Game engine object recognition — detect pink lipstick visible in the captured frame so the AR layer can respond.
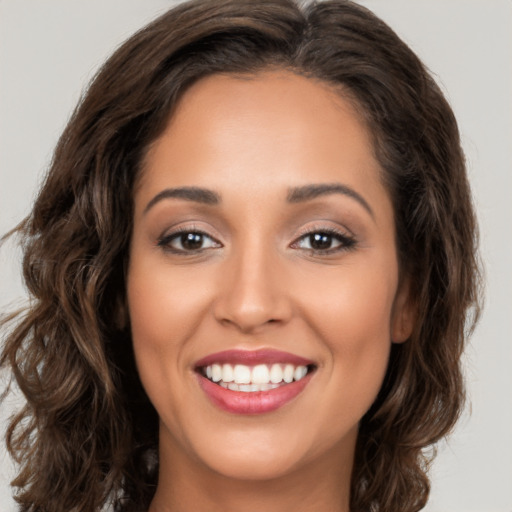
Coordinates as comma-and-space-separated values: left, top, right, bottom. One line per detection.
195, 349, 313, 368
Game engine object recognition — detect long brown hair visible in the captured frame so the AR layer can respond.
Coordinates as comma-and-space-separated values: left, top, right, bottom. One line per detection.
1, 1, 481, 511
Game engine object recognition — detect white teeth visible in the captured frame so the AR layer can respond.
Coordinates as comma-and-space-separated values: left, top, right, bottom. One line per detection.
251, 364, 270, 384
211, 364, 222, 382
233, 364, 251, 384
203, 362, 311, 389
222, 364, 234, 382
269, 364, 283, 383
294, 366, 307, 381
225, 382, 282, 392
283, 364, 294, 383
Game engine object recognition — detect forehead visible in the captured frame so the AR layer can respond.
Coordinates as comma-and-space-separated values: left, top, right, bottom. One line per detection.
137, 70, 390, 217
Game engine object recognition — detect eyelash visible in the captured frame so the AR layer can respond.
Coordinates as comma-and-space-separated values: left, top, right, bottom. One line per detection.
157, 227, 357, 255
290, 227, 357, 255
157, 227, 221, 254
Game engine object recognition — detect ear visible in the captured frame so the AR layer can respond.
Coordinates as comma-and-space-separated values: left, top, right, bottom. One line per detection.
391, 275, 416, 344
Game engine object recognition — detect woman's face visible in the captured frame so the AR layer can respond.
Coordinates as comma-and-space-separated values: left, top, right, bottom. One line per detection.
127, 71, 412, 482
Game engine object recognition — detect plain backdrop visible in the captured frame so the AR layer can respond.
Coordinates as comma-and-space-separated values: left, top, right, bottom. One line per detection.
1, 1, 511, 511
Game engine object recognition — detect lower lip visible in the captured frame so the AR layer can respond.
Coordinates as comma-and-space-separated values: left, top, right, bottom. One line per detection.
197, 373, 313, 415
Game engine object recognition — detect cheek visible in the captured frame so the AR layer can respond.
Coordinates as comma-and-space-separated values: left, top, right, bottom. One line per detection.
126, 251, 220, 419
301, 260, 397, 348
298, 259, 398, 404
126, 258, 208, 435
127, 255, 212, 347
126, 252, 183, 389
127, 266, 171, 404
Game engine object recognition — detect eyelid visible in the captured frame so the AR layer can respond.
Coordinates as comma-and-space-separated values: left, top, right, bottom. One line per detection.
157, 220, 223, 242
293, 221, 355, 239
290, 224, 357, 254
157, 224, 223, 254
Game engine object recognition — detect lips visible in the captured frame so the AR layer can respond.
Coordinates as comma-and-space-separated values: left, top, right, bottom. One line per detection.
195, 349, 313, 367
194, 349, 316, 414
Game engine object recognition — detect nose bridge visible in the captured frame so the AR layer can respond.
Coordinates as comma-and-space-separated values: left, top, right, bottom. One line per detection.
214, 235, 291, 332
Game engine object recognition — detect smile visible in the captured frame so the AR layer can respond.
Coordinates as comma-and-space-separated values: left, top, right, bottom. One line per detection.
201, 363, 310, 392
194, 349, 316, 414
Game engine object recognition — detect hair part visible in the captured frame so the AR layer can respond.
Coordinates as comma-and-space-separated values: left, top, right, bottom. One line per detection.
1, 1, 481, 511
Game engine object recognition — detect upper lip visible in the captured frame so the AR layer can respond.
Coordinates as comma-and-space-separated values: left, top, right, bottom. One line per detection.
194, 349, 315, 368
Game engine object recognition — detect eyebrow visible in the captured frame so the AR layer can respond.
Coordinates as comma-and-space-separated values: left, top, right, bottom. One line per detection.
143, 182, 374, 218
287, 183, 374, 218
143, 186, 221, 214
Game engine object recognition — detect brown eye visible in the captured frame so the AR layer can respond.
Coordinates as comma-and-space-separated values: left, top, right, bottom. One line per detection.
158, 231, 221, 253
309, 233, 335, 250
293, 230, 356, 254
181, 232, 204, 250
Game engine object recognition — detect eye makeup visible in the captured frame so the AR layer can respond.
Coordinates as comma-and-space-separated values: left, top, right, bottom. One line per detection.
156, 223, 357, 258
156, 225, 222, 254
290, 227, 357, 255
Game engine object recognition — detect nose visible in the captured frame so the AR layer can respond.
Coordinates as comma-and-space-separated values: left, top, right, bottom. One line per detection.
213, 244, 293, 334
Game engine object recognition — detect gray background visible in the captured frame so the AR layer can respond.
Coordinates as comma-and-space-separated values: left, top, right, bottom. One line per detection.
1, 1, 511, 510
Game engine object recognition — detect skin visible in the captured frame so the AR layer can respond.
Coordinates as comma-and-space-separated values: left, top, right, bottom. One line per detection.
127, 70, 414, 512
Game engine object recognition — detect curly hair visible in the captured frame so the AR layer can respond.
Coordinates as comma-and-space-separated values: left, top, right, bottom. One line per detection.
1, 1, 481, 511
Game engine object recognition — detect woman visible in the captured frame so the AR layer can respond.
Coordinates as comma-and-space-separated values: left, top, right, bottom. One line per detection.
0, 0, 481, 511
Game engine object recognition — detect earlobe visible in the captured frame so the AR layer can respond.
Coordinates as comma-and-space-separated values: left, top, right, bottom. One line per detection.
391, 276, 416, 344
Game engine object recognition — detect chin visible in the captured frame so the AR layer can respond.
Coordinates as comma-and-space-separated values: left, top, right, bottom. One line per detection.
196, 441, 309, 481
172, 413, 357, 483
